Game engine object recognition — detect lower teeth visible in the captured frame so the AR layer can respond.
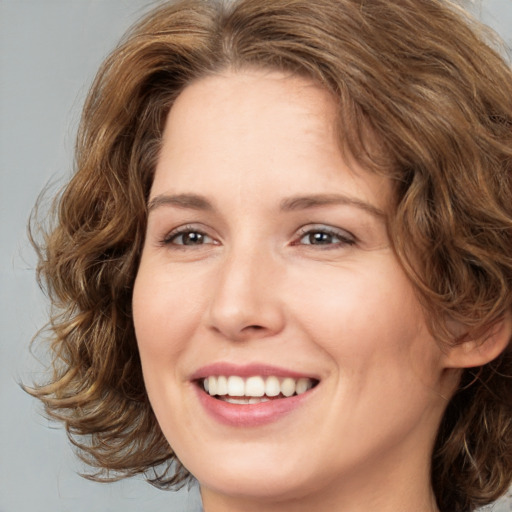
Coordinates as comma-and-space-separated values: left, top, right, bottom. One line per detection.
219, 396, 271, 404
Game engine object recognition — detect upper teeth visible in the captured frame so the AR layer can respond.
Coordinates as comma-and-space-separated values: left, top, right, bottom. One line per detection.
203, 375, 314, 398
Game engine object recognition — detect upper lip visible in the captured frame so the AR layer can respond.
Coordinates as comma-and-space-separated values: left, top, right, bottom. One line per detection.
189, 362, 319, 381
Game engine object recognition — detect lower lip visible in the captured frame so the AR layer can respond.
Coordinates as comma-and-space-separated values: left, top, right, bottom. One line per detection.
194, 385, 314, 427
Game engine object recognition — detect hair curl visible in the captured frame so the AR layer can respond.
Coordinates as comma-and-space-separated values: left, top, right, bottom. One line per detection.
29, 1, 512, 510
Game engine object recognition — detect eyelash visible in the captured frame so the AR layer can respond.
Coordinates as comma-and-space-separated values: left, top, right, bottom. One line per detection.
161, 225, 214, 247
161, 225, 356, 249
293, 225, 356, 249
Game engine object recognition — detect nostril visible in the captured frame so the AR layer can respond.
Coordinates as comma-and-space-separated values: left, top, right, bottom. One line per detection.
241, 325, 268, 334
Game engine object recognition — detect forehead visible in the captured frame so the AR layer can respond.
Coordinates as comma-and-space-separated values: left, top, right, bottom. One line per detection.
162, 69, 338, 161
152, 69, 391, 212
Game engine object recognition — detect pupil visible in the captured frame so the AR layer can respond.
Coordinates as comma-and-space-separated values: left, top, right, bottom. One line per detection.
184, 232, 203, 245
310, 232, 331, 244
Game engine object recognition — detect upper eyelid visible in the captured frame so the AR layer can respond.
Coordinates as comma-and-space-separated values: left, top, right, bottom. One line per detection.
158, 222, 355, 244
162, 224, 216, 244
295, 224, 356, 240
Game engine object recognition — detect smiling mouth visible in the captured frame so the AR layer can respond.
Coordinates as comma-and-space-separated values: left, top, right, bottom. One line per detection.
199, 375, 319, 404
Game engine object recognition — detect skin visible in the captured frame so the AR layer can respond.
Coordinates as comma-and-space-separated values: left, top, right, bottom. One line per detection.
132, 69, 463, 512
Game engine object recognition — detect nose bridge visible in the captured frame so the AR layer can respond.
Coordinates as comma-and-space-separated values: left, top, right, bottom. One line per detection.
207, 237, 284, 340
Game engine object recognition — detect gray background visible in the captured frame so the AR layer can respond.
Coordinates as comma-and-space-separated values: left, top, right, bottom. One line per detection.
1, 1, 511, 511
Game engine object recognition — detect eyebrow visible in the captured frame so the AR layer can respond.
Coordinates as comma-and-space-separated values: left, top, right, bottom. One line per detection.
280, 194, 385, 218
148, 193, 214, 212
147, 192, 385, 218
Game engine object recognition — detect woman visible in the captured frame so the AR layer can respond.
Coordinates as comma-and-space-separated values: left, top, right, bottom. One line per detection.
29, 0, 512, 511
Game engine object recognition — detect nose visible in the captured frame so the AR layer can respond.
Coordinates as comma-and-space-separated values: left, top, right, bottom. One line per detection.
206, 245, 286, 342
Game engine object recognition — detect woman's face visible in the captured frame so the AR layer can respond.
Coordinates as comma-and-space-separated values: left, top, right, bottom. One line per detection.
133, 69, 455, 510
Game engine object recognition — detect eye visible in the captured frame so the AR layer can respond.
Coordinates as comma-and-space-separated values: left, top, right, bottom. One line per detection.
163, 226, 216, 247
295, 225, 355, 248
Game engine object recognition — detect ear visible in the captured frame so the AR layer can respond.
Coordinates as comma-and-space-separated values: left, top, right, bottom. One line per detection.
442, 313, 512, 369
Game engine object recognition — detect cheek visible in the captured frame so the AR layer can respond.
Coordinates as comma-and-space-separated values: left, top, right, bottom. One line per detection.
132, 262, 205, 362
290, 262, 419, 346
131, 264, 202, 436
287, 260, 442, 386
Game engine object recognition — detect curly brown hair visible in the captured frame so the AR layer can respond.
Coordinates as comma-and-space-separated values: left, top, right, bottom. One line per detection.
28, 0, 512, 511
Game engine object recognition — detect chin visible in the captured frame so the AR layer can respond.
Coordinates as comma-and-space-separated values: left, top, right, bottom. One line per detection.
196, 463, 327, 505
175, 434, 338, 506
